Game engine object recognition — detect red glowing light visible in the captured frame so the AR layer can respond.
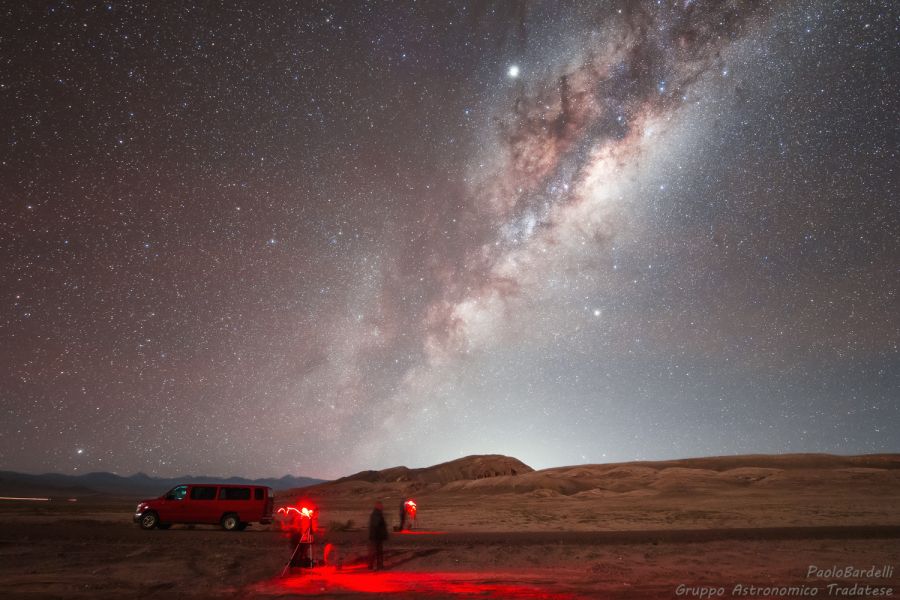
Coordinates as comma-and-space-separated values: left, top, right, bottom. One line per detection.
277, 506, 314, 518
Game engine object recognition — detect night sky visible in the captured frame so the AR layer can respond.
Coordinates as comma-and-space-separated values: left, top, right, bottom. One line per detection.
1, 1, 897, 480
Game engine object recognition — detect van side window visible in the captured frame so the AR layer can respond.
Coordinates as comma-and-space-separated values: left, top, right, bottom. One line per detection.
254, 488, 264, 500
190, 486, 218, 500
220, 487, 251, 500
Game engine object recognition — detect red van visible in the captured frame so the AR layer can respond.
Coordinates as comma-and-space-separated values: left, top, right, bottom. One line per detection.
134, 484, 274, 531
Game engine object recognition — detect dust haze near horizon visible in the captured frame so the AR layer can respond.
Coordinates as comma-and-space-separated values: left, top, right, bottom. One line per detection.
1, 1, 897, 480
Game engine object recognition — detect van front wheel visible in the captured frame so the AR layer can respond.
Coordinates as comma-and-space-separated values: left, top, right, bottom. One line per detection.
221, 514, 240, 531
139, 511, 159, 530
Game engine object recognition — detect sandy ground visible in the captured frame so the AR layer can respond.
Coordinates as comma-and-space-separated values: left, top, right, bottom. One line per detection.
2, 459, 899, 598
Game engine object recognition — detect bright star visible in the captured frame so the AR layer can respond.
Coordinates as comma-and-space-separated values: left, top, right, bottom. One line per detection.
507, 65, 520, 79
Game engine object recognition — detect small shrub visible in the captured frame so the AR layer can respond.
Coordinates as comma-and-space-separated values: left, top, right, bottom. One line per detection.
327, 519, 355, 532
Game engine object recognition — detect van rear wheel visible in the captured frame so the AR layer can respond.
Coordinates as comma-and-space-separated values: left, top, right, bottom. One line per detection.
139, 511, 159, 530
221, 514, 240, 531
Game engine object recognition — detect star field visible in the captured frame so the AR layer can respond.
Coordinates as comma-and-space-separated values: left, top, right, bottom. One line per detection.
1, 1, 897, 479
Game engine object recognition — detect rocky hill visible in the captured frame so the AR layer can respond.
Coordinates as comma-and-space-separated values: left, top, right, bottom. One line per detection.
333, 454, 533, 485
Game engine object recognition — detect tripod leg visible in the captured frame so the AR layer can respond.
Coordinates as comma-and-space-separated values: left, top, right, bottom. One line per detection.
281, 541, 302, 578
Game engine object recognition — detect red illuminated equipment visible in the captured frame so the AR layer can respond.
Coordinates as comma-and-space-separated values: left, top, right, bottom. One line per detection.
404, 499, 417, 529
278, 505, 318, 576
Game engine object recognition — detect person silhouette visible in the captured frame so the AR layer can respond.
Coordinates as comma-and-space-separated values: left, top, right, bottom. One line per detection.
398, 499, 407, 531
368, 501, 388, 570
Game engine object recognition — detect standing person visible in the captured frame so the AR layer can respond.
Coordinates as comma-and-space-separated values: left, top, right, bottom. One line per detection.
368, 501, 388, 570
398, 499, 407, 531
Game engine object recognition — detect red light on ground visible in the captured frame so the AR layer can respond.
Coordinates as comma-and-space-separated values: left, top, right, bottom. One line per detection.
259, 565, 575, 598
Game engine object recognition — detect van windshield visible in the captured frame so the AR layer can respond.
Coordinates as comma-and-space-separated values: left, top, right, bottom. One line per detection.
166, 485, 188, 501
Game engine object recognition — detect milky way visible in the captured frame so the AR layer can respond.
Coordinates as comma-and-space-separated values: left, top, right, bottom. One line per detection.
1, 1, 897, 479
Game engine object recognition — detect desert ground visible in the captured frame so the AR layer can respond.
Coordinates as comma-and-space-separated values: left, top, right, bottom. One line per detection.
2, 454, 899, 599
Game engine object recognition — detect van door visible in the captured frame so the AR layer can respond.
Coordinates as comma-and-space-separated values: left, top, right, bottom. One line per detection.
187, 485, 219, 523
158, 485, 188, 522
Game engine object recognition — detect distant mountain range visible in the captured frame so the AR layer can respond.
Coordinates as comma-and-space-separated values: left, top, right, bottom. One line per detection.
10, 452, 899, 502
0, 470, 325, 499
